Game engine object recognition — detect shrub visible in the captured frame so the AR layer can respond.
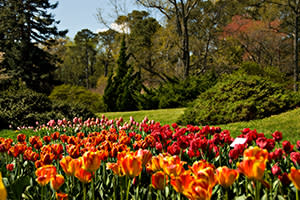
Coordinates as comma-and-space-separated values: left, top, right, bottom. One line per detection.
139, 71, 217, 109
49, 84, 105, 112
0, 87, 52, 129
177, 72, 300, 125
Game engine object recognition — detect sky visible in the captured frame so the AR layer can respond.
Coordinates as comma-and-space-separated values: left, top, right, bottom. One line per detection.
50, 0, 160, 38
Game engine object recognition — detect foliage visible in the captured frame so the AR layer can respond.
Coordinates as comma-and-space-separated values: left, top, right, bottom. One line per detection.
178, 72, 300, 125
0, 85, 98, 129
0, 87, 52, 129
49, 84, 105, 113
103, 36, 142, 111
0, 0, 66, 94
137, 71, 217, 109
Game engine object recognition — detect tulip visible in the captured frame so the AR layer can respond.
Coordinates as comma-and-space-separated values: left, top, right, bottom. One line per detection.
35, 165, 57, 186
81, 151, 102, 172
289, 167, 300, 190
74, 168, 92, 183
216, 166, 239, 188
151, 171, 168, 190
106, 162, 124, 176
50, 174, 65, 191
170, 170, 194, 193
0, 172, 7, 200
237, 158, 267, 181
60, 156, 77, 176
120, 153, 142, 178
56, 192, 68, 200
6, 163, 14, 171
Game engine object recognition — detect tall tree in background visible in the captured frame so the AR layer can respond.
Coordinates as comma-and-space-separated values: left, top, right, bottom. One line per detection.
0, 0, 66, 93
103, 36, 142, 111
74, 29, 98, 89
137, 0, 201, 79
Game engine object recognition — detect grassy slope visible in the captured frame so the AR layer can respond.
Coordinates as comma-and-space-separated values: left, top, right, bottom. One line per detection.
98, 108, 186, 125
1, 107, 299, 143
218, 107, 300, 143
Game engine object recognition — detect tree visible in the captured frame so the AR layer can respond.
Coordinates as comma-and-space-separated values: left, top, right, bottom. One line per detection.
222, 15, 292, 72
103, 36, 142, 111
74, 29, 98, 89
55, 29, 101, 88
137, 0, 201, 79
0, 0, 67, 93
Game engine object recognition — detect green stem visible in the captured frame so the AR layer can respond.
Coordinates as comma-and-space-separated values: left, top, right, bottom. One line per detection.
177, 192, 181, 200
296, 189, 299, 200
245, 178, 248, 195
126, 176, 131, 200
92, 178, 95, 200
82, 182, 86, 200
225, 188, 228, 200
135, 174, 141, 200
255, 180, 260, 200
120, 177, 123, 200
113, 176, 116, 200
147, 184, 152, 200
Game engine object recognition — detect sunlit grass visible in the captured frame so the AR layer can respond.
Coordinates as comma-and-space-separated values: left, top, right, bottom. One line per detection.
1, 107, 299, 144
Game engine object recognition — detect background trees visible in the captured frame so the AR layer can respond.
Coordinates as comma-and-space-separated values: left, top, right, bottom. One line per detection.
0, 0, 67, 93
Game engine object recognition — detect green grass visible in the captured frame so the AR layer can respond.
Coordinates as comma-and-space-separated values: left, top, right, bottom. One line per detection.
217, 108, 300, 143
98, 108, 186, 125
1, 107, 299, 144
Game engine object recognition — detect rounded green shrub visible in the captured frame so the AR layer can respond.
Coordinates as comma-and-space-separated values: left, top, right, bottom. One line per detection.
177, 72, 300, 125
0, 88, 52, 128
49, 84, 105, 112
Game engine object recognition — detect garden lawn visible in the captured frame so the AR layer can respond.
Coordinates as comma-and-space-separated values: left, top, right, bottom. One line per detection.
98, 107, 186, 125
0, 107, 299, 143
217, 107, 300, 144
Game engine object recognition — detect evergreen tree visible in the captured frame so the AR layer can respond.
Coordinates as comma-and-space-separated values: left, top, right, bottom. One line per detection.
0, 0, 67, 93
103, 36, 142, 111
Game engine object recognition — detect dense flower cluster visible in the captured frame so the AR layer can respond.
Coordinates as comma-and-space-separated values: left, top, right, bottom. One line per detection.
0, 117, 300, 200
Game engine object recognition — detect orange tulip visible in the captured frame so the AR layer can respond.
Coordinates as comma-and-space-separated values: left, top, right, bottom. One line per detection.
135, 149, 152, 166
170, 170, 194, 193
216, 166, 239, 188
243, 146, 268, 161
106, 162, 124, 176
146, 156, 162, 173
0, 172, 7, 200
56, 192, 68, 200
60, 156, 77, 176
35, 165, 57, 186
50, 174, 65, 191
74, 168, 92, 183
288, 167, 300, 190
160, 155, 186, 177
81, 151, 102, 172
189, 180, 213, 200
237, 158, 267, 181
189, 160, 217, 187
152, 171, 168, 190
120, 152, 142, 178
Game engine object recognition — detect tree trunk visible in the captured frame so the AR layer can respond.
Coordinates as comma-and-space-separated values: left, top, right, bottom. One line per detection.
183, 17, 190, 79
294, 14, 299, 92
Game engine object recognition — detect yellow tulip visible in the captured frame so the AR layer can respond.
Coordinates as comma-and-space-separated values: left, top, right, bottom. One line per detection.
0, 172, 7, 200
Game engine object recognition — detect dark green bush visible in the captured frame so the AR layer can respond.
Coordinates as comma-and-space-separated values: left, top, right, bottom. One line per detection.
177, 72, 300, 125
0, 86, 98, 129
49, 100, 96, 121
49, 84, 105, 112
0, 87, 52, 129
139, 71, 217, 109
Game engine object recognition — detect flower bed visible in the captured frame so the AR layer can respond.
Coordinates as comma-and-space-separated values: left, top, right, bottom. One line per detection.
0, 116, 300, 200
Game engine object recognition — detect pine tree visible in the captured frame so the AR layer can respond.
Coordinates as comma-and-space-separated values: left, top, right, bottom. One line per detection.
103, 36, 142, 111
0, 0, 67, 93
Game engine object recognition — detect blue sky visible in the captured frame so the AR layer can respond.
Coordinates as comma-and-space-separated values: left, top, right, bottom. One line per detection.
51, 0, 151, 38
